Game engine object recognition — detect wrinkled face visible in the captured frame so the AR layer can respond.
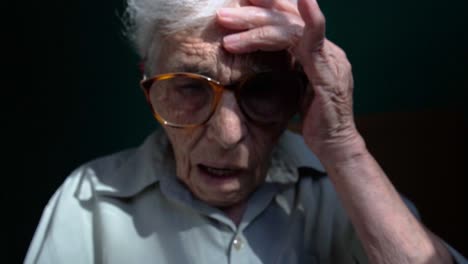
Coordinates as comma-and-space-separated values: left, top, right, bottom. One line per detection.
151, 24, 293, 208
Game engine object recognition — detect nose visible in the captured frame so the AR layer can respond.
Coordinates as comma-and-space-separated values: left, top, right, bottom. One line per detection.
206, 91, 247, 149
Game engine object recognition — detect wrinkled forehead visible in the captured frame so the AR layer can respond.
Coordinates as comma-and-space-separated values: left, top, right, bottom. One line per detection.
152, 23, 294, 84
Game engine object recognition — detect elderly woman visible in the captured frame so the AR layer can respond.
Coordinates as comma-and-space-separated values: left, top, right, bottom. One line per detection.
25, 0, 466, 263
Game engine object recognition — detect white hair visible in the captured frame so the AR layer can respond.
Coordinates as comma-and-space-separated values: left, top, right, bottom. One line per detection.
124, 0, 231, 66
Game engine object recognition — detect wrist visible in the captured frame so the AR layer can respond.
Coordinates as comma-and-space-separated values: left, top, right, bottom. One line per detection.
312, 131, 368, 169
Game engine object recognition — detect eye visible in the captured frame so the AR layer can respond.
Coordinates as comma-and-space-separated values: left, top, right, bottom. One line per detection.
173, 78, 208, 96
239, 72, 305, 124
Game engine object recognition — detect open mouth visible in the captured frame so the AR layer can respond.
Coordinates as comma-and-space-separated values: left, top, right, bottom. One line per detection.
198, 164, 242, 178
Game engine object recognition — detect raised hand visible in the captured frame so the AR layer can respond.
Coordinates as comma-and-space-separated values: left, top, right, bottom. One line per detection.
217, 0, 364, 164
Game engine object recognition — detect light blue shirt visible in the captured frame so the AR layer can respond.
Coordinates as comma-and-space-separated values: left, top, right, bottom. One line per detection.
25, 129, 467, 263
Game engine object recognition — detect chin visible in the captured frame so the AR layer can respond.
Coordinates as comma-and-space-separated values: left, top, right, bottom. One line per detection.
208, 198, 245, 208
198, 188, 246, 208
209, 191, 243, 205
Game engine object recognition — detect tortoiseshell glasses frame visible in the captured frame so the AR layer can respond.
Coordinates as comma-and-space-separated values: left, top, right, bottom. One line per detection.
140, 71, 308, 129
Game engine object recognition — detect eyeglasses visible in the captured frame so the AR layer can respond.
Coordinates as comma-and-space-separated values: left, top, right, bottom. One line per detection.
140, 71, 308, 128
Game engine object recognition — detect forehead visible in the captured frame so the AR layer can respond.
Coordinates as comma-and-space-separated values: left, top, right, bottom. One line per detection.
153, 24, 294, 84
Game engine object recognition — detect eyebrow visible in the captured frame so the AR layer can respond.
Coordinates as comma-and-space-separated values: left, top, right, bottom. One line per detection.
172, 65, 218, 80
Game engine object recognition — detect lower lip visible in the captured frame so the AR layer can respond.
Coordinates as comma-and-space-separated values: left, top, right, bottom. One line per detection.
197, 165, 242, 184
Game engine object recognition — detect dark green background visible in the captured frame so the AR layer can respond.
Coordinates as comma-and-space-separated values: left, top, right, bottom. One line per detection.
5, 0, 467, 262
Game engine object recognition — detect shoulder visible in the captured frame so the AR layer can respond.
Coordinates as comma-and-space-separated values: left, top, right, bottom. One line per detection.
24, 149, 138, 263
25, 130, 168, 263
68, 148, 138, 195
74, 129, 171, 199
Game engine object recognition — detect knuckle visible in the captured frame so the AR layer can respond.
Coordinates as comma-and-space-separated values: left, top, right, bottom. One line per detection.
331, 44, 346, 57
345, 60, 352, 72
253, 27, 270, 41
319, 14, 326, 26
291, 24, 304, 38
287, 25, 303, 47
250, 7, 269, 23
311, 12, 326, 29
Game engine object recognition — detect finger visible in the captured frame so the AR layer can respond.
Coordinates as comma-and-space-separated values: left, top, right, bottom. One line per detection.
217, 6, 303, 31
297, 0, 326, 52
248, 0, 299, 15
223, 25, 303, 53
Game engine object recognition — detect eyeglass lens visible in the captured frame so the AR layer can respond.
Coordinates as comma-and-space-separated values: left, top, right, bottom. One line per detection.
239, 72, 304, 124
147, 72, 305, 126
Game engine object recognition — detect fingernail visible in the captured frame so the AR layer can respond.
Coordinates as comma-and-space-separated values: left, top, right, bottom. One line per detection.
217, 8, 236, 18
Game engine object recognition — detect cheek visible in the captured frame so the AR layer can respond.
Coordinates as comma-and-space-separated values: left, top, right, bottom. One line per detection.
248, 125, 287, 177
164, 128, 205, 180
252, 124, 286, 151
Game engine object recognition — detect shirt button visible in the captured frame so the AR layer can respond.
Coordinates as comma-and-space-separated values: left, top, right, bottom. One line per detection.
232, 236, 243, 251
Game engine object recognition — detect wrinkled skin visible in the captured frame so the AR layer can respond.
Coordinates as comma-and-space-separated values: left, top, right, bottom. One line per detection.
147, 0, 455, 262
148, 0, 362, 221
150, 0, 361, 214
214, 1, 455, 262
152, 25, 296, 216
217, 0, 363, 163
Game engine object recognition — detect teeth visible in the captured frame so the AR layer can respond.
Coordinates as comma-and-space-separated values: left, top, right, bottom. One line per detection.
204, 166, 236, 176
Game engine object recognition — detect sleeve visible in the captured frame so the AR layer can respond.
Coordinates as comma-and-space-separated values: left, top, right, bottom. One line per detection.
323, 184, 467, 264
24, 186, 64, 263
445, 242, 468, 264
302, 176, 370, 264
401, 196, 468, 264
24, 170, 95, 264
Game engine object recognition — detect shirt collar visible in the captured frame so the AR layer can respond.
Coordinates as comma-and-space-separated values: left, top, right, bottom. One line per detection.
76, 129, 169, 199
266, 130, 325, 184
76, 129, 324, 200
